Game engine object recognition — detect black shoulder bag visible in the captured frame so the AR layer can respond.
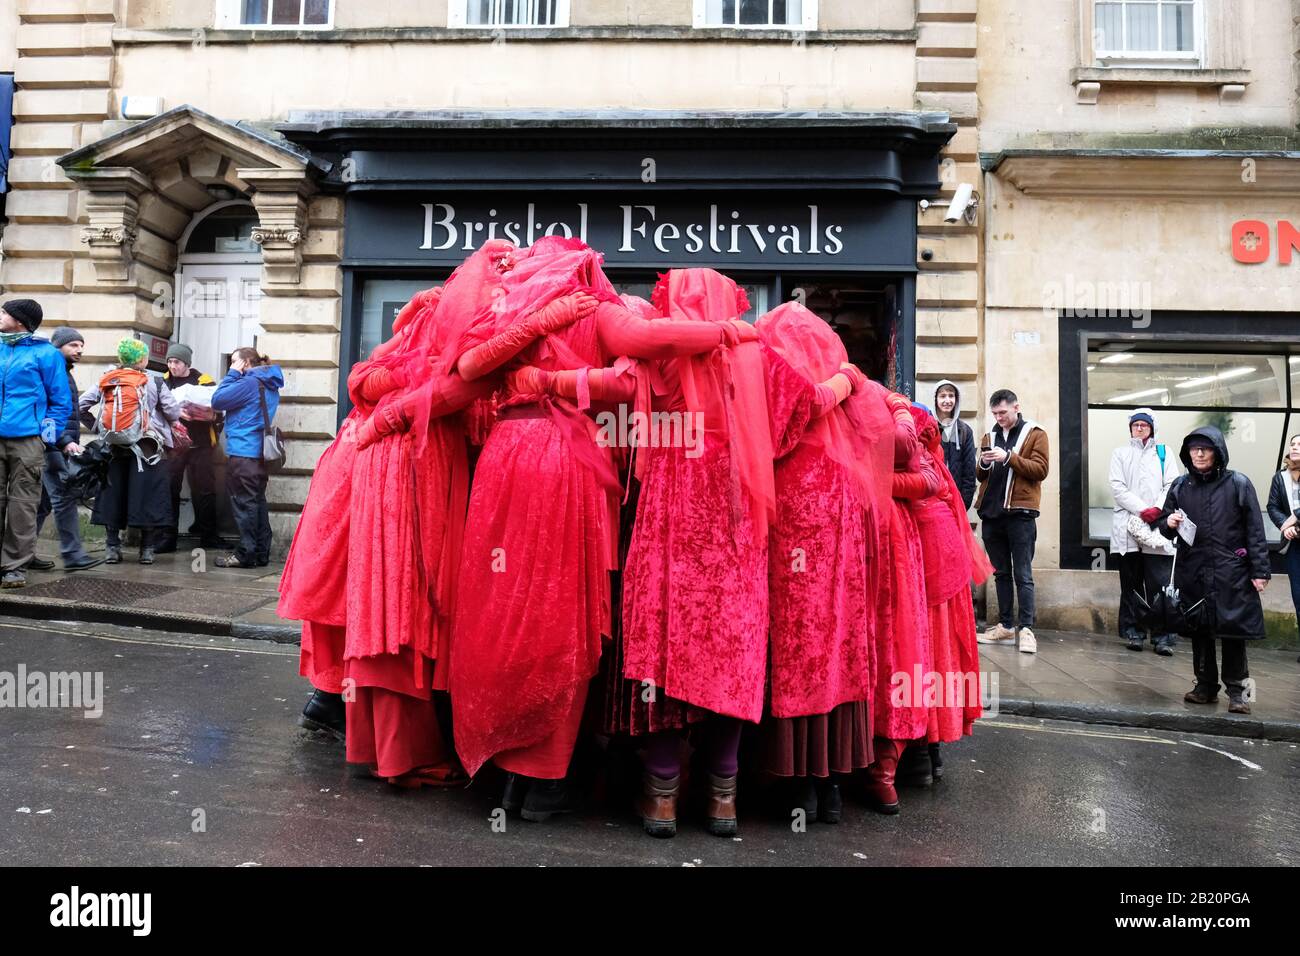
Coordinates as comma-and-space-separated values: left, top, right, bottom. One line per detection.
258, 381, 287, 474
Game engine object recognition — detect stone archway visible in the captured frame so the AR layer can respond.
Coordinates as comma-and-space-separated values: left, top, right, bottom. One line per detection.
55, 105, 344, 554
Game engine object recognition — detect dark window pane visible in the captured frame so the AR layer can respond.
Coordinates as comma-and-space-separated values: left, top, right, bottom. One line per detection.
739, 0, 768, 25
271, 0, 301, 25
303, 0, 329, 25
241, 0, 269, 24
184, 206, 259, 254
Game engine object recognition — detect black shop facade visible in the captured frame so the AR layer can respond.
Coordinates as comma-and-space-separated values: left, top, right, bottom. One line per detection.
278, 111, 957, 418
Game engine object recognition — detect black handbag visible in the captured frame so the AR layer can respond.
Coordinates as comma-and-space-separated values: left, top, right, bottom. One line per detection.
63, 440, 112, 504
258, 381, 287, 473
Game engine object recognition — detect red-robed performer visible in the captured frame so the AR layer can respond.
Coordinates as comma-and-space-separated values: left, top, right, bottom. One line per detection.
896, 404, 993, 786
588, 270, 853, 839
279, 286, 444, 741
447, 240, 743, 823
863, 390, 936, 815
753, 301, 894, 825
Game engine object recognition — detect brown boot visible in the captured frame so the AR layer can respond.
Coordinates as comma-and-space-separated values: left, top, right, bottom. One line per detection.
636, 772, 679, 839
705, 773, 738, 836
864, 738, 903, 815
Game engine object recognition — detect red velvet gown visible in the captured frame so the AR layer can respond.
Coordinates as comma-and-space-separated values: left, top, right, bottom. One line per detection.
753, 302, 894, 778
909, 410, 991, 743
872, 394, 935, 744
618, 276, 819, 726
281, 409, 361, 697
450, 295, 730, 780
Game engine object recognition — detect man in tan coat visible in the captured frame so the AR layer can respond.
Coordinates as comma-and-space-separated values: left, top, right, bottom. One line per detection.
974, 388, 1050, 654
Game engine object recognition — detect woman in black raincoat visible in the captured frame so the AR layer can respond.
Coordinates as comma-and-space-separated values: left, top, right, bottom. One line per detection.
1155, 426, 1269, 714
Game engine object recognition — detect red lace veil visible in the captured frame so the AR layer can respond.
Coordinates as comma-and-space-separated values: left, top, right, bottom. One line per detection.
755, 301, 894, 515
651, 267, 776, 536
911, 404, 994, 587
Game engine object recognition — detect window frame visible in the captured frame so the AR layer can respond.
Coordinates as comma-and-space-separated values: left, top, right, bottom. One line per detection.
1092, 0, 1204, 67
448, 0, 572, 29
215, 0, 336, 30
692, 0, 818, 31
1058, 314, 1300, 573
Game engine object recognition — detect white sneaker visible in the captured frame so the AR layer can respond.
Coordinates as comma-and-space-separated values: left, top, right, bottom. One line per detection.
977, 623, 1017, 645
1018, 627, 1038, 654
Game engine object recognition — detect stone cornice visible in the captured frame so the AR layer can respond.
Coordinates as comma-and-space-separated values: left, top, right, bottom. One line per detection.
987, 150, 1300, 198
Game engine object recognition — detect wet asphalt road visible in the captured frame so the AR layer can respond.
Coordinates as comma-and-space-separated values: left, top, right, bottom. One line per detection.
2, 618, 1298, 867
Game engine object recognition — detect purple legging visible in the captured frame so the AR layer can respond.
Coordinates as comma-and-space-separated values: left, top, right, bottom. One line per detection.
643, 716, 742, 779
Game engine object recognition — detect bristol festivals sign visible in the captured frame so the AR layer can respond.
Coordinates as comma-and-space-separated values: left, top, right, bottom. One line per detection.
344, 194, 914, 271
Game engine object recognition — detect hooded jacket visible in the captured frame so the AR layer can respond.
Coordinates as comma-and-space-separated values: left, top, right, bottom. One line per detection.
1108, 407, 1178, 555
0, 335, 74, 448
1155, 425, 1269, 639
933, 379, 976, 510
212, 364, 283, 459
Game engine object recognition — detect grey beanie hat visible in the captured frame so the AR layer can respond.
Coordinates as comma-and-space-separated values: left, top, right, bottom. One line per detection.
166, 342, 194, 366
50, 327, 85, 349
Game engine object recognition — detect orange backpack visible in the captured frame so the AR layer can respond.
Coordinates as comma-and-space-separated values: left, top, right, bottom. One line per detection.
98, 367, 151, 448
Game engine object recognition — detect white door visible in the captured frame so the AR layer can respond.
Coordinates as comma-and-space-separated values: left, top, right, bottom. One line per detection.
174, 263, 263, 378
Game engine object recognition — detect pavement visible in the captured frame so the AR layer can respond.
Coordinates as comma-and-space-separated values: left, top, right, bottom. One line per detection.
1, 618, 1297, 866
3, 547, 1300, 742
0, 547, 296, 643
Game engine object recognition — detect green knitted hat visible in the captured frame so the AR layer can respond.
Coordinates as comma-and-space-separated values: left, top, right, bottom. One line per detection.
117, 338, 148, 366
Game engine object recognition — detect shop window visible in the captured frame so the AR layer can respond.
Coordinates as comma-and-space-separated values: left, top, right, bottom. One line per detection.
693, 0, 817, 30
1093, 0, 1199, 63
218, 0, 333, 28
1085, 347, 1299, 543
449, 1, 570, 28
358, 277, 445, 362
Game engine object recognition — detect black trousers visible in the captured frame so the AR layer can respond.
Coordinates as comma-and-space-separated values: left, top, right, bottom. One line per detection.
981, 512, 1037, 628
226, 455, 271, 564
1191, 636, 1249, 697
164, 443, 218, 544
1117, 550, 1176, 642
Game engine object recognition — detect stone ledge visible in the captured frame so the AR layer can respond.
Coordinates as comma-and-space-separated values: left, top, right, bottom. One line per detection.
112, 25, 918, 45
1070, 66, 1252, 104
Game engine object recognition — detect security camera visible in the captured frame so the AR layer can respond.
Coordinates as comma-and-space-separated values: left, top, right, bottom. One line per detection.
944, 183, 977, 224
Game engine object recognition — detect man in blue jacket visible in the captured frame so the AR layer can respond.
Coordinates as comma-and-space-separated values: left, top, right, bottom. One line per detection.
0, 299, 75, 588
211, 348, 283, 568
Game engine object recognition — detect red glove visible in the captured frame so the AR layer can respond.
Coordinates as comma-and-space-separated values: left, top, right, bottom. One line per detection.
719, 319, 759, 347
529, 292, 599, 335
359, 366, 399, 403
505, 366, 552, 396
356, 402, 411, 449
1140, 507, 1162, 523
838, 362, 868, 393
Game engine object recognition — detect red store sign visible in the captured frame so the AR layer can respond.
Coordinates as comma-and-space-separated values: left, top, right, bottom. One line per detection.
1232, 219, 1300, 264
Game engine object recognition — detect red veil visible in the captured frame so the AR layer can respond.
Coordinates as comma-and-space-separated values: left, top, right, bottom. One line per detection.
755, 301, 894, 516
651, 267, 776, 535
910, 404, 994, 593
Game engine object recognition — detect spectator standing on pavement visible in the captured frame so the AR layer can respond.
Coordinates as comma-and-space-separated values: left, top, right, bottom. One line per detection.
160, 342, 222, 552
211, 347, 283, 569
1158, 426, 1269, 715
1266, 433, 1300, 664
1109, 408, 1179, 654
34, 327, 102, 572
934, 379, 977, 511
79, 338, 182, 565
974, 388, 1049, 654
0, 299, 75, 590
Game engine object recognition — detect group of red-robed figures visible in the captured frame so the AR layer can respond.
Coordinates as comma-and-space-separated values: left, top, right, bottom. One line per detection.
278, 237, 993, 838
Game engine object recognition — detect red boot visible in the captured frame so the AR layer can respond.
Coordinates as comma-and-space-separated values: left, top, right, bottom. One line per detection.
864, 738, 903, 815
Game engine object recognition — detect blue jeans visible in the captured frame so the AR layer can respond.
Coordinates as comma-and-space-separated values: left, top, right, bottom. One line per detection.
981, 512, 1037, 629
36, 449, 90, 564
